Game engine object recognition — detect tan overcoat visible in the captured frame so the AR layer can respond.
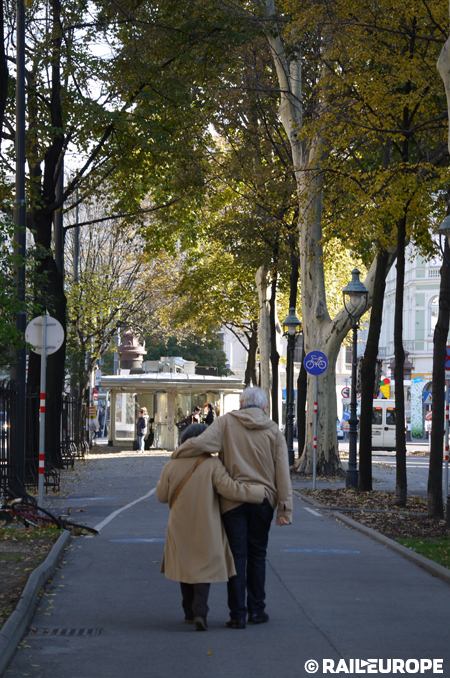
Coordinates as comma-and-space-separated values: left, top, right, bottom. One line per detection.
175, 407, 293, 522
156, 454, 264, 584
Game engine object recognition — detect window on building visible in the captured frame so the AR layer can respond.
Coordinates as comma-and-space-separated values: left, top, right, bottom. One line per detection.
429, 296, 439, 335
345, 345, 353, 369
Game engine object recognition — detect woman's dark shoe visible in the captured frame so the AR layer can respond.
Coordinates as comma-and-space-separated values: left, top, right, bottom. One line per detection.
194, 616, 208, 631
184, 617, 195, 624
248, 612, 269, 624
226, 618, 246, 629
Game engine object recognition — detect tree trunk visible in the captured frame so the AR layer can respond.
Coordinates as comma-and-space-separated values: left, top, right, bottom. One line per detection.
428, 235, 450, 518
287, 224, 300, 452
358, 248, 390, 491
297, 343, 307, 459
263, 6, 397, 473
269, 263, 280, 424
394, 216, 407, 506
438, 37, 450, 155
244, 322, 259, 387
256, 266, 271, 415
0, 0, 8, 149
27, 253, 66, 468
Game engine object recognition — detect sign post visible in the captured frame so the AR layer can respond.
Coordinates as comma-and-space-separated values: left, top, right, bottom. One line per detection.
304, 351, 329, 489
25, 315, 64, 506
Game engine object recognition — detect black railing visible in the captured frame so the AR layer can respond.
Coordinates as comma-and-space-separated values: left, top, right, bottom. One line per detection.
0, 380, 19, 493
61, 395, 88, 466
2, 387, 89, 494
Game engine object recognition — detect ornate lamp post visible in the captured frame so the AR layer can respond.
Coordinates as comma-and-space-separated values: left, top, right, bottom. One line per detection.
282, 307, 302, 466
343, 270, 369, 488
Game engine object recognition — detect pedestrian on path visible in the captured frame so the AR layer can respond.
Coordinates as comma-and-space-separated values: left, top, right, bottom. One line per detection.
136, 408, 148, 452
204, 402, 216, 426
175, 386, 292, 629
156, 423, 265, 632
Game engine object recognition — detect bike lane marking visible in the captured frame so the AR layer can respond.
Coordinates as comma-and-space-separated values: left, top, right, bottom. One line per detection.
94, 487, 157, 532
303, 507, 322, 517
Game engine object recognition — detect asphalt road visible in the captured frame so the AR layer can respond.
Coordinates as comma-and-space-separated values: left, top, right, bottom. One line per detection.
3, 446, 450, 678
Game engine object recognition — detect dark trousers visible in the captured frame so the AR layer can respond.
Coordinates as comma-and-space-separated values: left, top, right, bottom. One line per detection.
221, 498, 274, 621
180, 582, 210, 620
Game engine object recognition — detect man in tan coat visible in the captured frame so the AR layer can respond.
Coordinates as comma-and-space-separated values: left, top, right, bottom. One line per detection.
175, 386, 292, 629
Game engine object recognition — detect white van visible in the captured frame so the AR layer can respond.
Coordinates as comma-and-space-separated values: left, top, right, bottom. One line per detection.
371, 399, 396, 451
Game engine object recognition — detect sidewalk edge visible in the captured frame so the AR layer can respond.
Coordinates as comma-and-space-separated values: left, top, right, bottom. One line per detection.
0, 529, 71, 676
334, 512, 450, 585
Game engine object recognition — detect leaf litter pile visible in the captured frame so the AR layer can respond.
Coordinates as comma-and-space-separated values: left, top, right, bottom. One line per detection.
299, 488, 449, 540
0, 526, 59, 629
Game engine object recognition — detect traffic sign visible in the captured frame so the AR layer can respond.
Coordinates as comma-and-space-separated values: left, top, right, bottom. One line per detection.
304, 351, 328, 376
25, 316, 64, 355
341, 387, 350, 399
341, 412, 350, 421
446, 346, 450, 371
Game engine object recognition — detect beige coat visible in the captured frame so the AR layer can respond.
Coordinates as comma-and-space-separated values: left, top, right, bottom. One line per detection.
175, 407, 293, 522
156, 454, 265, 584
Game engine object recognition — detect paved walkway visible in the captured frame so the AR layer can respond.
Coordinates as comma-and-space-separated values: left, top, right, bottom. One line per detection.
3, 448, 450, 678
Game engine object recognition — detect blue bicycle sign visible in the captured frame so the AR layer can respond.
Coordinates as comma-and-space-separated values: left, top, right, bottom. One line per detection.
304, 351, 329, 375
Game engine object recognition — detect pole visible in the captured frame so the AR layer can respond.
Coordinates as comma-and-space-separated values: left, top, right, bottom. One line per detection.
346, 319, 359, 488
445, 379, 450, 528
313, 376, 318, 489
11, 0, 27, 487
286, 333, 295, 466
70, 195, 79, 399
38, 315, 48, 507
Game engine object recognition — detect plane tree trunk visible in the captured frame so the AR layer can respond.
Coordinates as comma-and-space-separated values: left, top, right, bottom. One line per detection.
428, 234, 450, 518
358, 248, 390, 491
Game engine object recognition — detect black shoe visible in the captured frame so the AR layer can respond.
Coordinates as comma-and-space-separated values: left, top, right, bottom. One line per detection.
248, 612, 269, 624
184, 617, 195, 625
194, 616, 207, 631
226, 618, 246, 629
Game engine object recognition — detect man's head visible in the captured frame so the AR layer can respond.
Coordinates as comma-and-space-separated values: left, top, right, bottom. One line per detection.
239, 387, 267, 411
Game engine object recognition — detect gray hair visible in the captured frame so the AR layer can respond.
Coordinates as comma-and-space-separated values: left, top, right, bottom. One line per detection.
240, 386, 267, 410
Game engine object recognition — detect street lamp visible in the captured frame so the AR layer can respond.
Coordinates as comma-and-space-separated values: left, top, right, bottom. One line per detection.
437, 216, 450, 267
282, 307, 302, 466
343, 269, 369, 488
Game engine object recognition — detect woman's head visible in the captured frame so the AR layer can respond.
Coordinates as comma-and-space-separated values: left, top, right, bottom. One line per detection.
180, 423, 207, 443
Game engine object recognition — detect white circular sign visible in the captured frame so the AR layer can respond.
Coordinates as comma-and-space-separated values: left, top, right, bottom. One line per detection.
25, 316, 65, 355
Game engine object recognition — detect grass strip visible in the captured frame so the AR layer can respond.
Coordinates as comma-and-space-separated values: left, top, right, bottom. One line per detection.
396, 535, 450, 570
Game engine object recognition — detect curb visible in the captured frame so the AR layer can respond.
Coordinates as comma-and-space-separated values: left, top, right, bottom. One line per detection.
0, 529, 71, 676
295, 491, 450, 586
334, 512, 450, 585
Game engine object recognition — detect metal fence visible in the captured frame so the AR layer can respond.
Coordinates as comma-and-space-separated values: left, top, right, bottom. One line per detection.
0, 380, 19, 493
61, 395, 88, 467
1, 385, 89, 495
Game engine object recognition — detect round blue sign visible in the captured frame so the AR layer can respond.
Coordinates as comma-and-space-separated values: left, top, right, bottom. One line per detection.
304, 350, 328, 375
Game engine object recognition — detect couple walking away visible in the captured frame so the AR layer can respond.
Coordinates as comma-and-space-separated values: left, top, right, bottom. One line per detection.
156, 386, 292, 631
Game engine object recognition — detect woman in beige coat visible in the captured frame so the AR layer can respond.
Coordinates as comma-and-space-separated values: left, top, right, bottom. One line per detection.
156, 424, 265, 631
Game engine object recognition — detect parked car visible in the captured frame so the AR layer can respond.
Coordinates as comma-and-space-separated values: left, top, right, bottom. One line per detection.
337, 419, 345, 440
